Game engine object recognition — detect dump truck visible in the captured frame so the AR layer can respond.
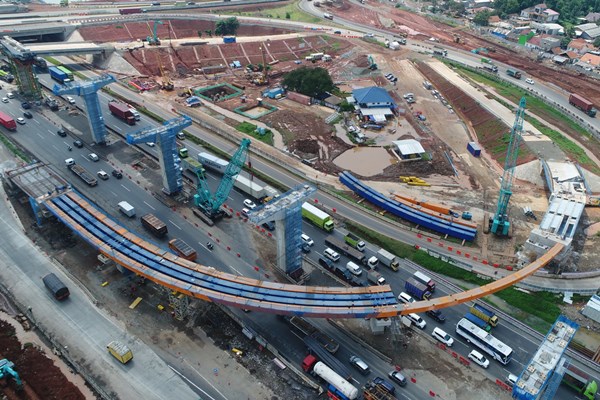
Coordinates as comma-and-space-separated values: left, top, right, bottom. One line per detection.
48, 66, 70, 83
168, 238, 197, 261
569, 93, 597, 117
562, 363, 598, 400
0, 111, 17, 131
367, 270, 386, 286
181, 157, 206, 176
506, 68, 522, 79
404, 277, 431, 300
469, 303, 499, 327
376, 249, 399, 271
344, 232, 366, 251
325, 236, 365, 264
42, 273, 70, 301
107, 341, 133, 364
108, 100, 136, 125
302, 355, 358, 400
235, 175, 266, 199
69, 163, 98, 187
302, 202, 334, 232
482, 63, 498, 73
140, 213, 168, 238
464, 312, 492, 332
285, 316, 339, 354
45, 96, 59, 110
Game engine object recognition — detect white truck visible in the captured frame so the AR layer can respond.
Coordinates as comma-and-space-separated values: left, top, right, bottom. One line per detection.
367, 270, 386, 285
118, 201, 136, 217
198, 152, 229, 174
235, 175, 266, 199
323, 13, 333, 20
376, 249, 399, 271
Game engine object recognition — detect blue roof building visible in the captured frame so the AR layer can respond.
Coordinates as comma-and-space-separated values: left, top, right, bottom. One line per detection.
351, 87, 396, 123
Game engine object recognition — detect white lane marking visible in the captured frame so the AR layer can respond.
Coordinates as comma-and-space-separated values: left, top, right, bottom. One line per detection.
169, 220, 182, 230
143, 201, 155, 210
168, 364, 221, 400
120, 184, 131, 192
228, 265, 243, 276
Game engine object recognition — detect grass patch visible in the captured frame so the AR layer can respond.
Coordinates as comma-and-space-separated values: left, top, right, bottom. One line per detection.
346, 220, 561, 328
224, 1, 321, 23
235, 121, 274, 145
0, 133, 29, 161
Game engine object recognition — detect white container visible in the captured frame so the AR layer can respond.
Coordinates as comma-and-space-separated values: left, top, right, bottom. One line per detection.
118, 201, 136, 218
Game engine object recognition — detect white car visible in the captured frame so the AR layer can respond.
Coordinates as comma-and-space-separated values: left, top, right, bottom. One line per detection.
146, 142, 155, 147
16, 117, 26, 125
301, 233, 314, 246
243, 199, 257, 209
241, 208, 250, 218
66, 96, 76, 105
525, 78, 534, 85
6, 92, 14, 99
1, 97, 8, 103
406, 313, 426, 329
89, 153, 99, 161
468, 350, 490, 369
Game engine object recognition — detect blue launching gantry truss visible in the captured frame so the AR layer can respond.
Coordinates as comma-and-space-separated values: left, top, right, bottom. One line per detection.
126, 115, 192, 195
52, 74, 116, 145
248, 184, 316, 277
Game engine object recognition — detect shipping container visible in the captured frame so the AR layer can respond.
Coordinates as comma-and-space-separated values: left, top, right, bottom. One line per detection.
467, 142, 481, 157
140, 213, 168, 238
168, 238, 197, 261
42, 273, 70, 300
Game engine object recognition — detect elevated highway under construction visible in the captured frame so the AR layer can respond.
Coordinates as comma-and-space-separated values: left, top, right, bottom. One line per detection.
43, 189, 563, 319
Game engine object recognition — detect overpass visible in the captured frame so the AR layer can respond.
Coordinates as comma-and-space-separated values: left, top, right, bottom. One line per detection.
43, 189, 562, 319
27, 42, 114, 57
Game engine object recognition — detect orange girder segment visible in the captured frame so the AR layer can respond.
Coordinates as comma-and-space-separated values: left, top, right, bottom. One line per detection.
373, 242, 565, 318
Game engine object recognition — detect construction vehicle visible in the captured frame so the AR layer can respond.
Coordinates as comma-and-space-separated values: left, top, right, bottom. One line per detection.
284, 316, 340, 353
107, 341, 133, 364
562, 362, 598, 400
45, 96, 60, 110
168, 238, 197, 261
506, 68, 522, 79
140, 213, 168, 238
153, 51, 174, 91
367, 55, 378, 70
363, 380, 396, 400
471, 47, 488, 54
569, 93, 597, 117
146, 20, 163, 45
181, 157, 206, 176
489, 97, 525, 236
344, 233, 365, 251
469, 303, 499, 326
0, 359, 22, 387
68, 163, 98, 187
302, 202, 334, 232
193, 138, 251, 222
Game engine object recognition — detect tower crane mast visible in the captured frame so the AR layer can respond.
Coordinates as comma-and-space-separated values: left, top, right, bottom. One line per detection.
490, 97, 526, 236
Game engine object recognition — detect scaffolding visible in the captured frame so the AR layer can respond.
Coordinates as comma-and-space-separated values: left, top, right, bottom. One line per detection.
0, 37, 43, 100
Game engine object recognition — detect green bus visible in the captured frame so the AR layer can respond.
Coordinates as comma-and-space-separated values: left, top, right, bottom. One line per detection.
57, 66, 74, 81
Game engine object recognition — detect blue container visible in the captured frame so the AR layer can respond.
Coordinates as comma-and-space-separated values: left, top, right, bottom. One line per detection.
223, 36, 236, 43
467, 142, 481, 157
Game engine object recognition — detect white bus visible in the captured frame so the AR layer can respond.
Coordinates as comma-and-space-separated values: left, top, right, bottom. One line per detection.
456, 318, 513, 365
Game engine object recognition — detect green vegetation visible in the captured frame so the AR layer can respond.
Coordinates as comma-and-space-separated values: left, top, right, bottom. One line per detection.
235, 121, 274, 145
347, 220, 561, 331
493, 0, 598, 24
215, 17, 240, 36
283, 67, 334, 97
0, 134, 29, 162
224, 1, 320, 23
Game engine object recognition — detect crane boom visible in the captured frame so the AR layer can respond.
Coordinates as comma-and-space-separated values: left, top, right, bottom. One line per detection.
194, 139, 251, 218
490, 97, 526, 236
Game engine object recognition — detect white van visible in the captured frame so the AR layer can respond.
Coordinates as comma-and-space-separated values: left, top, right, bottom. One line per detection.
118, 201, 136, 218
301, 233, 314, 246
397, 292, 415, 304
432, 327, 454, 346
468, 350, 489, 369
346, 261, 363, 276
407, 313, 426, 329
323, 248, 340, 262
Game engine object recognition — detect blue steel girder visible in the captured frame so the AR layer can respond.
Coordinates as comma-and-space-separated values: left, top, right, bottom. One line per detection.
126, 115, 192, 194
52, 74, 116, 144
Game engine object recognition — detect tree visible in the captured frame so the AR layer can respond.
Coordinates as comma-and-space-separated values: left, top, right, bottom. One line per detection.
473, 10, 492, 26
594, 37, 600, 48
197, 30, 203, 38
215, 17, 240, 36
204, 30, 212, 37
282, 67, 334, 97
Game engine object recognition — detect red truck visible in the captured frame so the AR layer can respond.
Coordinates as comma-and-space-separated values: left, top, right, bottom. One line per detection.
569, 93, 597, 117
0, 111, 16, 131
108, 100, 136, 125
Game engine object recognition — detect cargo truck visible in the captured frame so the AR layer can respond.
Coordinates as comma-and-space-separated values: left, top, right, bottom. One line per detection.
69, 163, 98, 187
302, 202, 334, 232
469, 303, 498, 326
376, 249, 399, 271
562, 363, 598, 400
45, 96, 59, 110
568, 93, 597, 117
404, 277, 431, 300
119, 7, 143, 14
168, 238, 197, 261
108, 100, 136, 125
48, 66, 70, 84
0, 111, 17, 131
284, 316, 339, 354
506, 68, 522, 79
42, 273, 70, 301
433, 46, 448, 56
344, 233, 366, 251
235, 175, 266, 199
107, 341, 133, 364
325, 236, 365, 264
198, 152, 229, 174
302, 355, 358, 400
464, 312, 491, 332
482, 63, 498, 73
140, 213, 168, 238
181, 157, 206, 176
323, 13, 333, 20
367, 270, 386, 286
412, 271, 435, 292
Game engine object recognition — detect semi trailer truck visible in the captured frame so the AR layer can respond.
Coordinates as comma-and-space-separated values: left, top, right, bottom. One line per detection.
469, 303, 499, 326
302, 202, 334, 232
569, 93, 597, 117
108, 100, 136, 125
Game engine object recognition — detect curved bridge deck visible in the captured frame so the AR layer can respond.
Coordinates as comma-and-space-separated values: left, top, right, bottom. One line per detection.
44, 191, 562, 319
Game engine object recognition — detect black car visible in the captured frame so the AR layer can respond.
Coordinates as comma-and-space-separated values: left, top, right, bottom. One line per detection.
262, 221, 275, 231
23, 111, 33, 119
57, 129, 67, 137
73, 140, 83, 148
300, 243, 311, 254
426, 309, 446, 323
21, 102, 31, 110
112, 169, 123, 179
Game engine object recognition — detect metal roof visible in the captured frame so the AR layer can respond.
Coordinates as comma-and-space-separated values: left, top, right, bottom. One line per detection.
352, 87, 396, 106
358, 107, 394, 117
393, 139, 425, 155
538, 195, 585, 239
